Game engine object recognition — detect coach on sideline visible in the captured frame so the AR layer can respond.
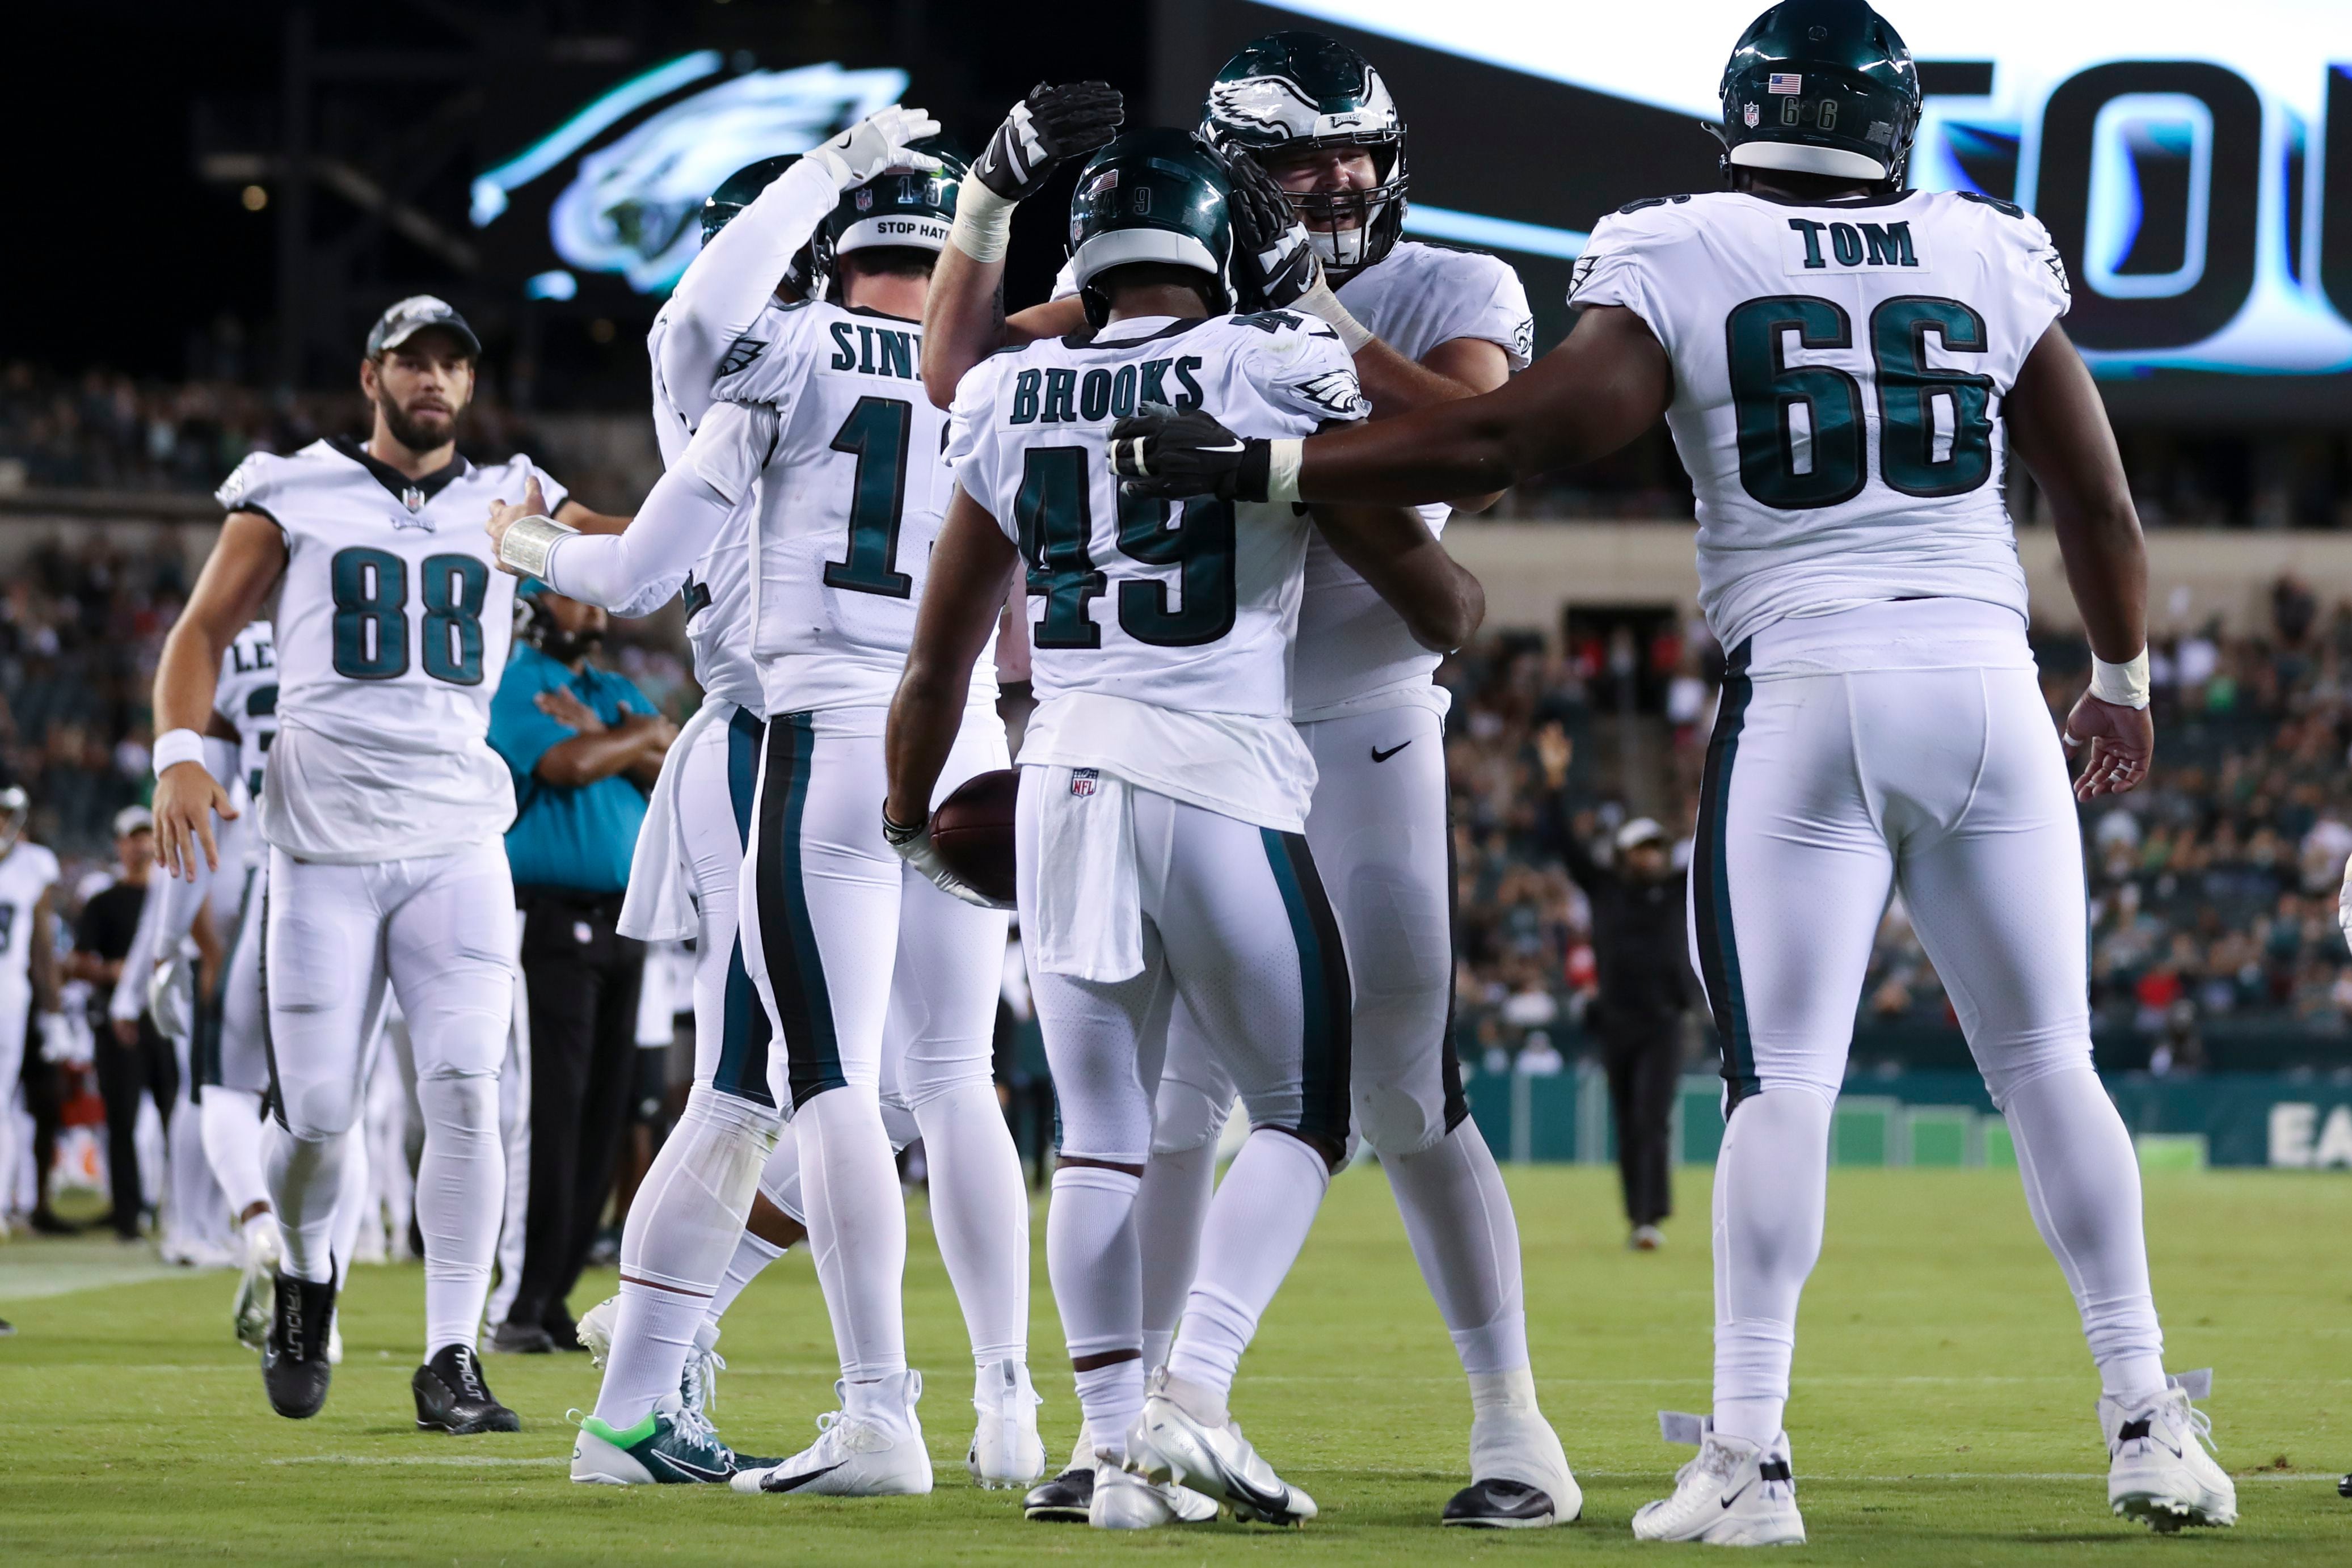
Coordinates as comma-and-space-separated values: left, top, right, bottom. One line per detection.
486, 581, 675, 1352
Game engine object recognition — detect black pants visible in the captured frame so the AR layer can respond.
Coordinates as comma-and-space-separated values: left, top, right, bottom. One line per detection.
1599, 1006, 1680, 1228
95, 1018, 178, 1238
507, 887, 644, 1332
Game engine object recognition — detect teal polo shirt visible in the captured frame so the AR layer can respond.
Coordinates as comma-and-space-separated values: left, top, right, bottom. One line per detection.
490, 644, 657, 894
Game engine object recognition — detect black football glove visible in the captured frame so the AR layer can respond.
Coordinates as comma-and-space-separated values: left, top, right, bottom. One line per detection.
1223, 149, 1322, 312
970, 81, 1125, 203
1108, 404, 1270, 503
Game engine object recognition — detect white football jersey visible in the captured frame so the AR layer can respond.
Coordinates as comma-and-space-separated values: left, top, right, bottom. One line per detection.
0, 838, 61, 1006
648, 303, 764, 715
1570, 188, 2070, 657
947, 309, 1369, 830
213, 619, 279, 803
217, 439, 565, 862
682, 298, 996, 716
1050, 241, 1531, 722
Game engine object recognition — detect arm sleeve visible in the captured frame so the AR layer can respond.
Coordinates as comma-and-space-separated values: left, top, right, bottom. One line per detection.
539, 403, 773, 610
487, 660, 571, 782
662, 159, 842, 428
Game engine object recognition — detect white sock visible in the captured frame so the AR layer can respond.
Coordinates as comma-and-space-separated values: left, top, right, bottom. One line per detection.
1047, 1164, 1143, 1400
707, 1229, 787, 1327
796, 1085, 907, 1380
913, 1081, 1030, 1367
2003, 1069, 2167, 1403
1073, 1359, 1145, 1464
1386, 1120, 1531, 1376
1134, 1140, 1215, 1373
415, 1073, 504, 1358
1712, 1090, 1831, 1447
1165, 1129, 1330, 1402
200, 1087, 271, 1220
266, 1122, 345, 1284
595, 1087, 777, 1428
330, 1126, 370, 1292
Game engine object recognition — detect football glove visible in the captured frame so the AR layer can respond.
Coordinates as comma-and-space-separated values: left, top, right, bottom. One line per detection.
1225, 150, 1322, 313
971, 81, 1124, 203
883, 811, 1013, 912
805, 104, 943, 189
1108, 404, 1270, 503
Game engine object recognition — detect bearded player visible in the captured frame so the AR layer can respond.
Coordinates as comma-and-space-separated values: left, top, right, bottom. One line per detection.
923, 43, 1573, 1529
491, 142, 1040, 1499
1110, 0, 2237, 1544
153, 297, 619, 1432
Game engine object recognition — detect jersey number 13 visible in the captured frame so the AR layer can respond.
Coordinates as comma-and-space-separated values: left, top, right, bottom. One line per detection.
1727, 295, 1995, 510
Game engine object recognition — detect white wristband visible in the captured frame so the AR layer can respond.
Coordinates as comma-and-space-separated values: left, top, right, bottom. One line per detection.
1266, 439, 1304, 507
2089, 650, 2151, 710
949, 181, 1017, 264
1294, 276, 1375, 354
153, 728, 208, 777
498, 513, 580, 580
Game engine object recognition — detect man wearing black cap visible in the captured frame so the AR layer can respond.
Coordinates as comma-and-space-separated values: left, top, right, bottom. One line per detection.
149, 295, 624, 1434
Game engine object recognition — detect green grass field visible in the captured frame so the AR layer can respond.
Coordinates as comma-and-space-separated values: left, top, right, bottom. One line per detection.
3, 1165, 2347, 1563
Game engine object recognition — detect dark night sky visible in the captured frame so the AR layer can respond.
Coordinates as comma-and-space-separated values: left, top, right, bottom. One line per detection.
12, 1, 1151, 386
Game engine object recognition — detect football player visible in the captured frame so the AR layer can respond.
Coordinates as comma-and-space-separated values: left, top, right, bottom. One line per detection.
922, 41, 1574, 1529
151, 296, 616, 1432
490, 142, 1040, 1499
0, 784, 65, 1285
886, 128, 1483, 1531
136, 622, 376, 1359
1108, 0, 2237, 1543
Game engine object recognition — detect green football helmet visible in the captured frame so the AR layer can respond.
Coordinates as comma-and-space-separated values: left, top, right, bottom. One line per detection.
1067, 128, 1236, 329
1201, 30, 1406, 274
699, 154, 813, 300
1718, 0, 1920, 185
811, 138, 966, 302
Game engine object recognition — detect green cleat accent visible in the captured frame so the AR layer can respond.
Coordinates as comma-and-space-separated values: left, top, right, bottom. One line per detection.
571, 1396, 778, 1486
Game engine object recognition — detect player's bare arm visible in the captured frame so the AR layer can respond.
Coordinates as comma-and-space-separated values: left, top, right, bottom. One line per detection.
1309, 502, 1485, 652
151, 510, 285, 879
920, 81, 1123, 408
883, 485, 1018, 831
29, 883, 61, 1011
1111, 302, 1673, 506
2005, 321, 2153, 800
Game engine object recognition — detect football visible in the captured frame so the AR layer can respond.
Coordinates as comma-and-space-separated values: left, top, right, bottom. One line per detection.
928, 767, 1019, 906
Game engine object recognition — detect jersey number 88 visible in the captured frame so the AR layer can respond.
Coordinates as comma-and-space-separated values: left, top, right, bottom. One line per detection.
330, 547, 490, 685
1726, 294, 1996, 510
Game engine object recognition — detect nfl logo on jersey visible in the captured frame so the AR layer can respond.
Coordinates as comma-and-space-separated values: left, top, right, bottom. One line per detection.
1069, 768, 1099, 798
856, 187, 875, 212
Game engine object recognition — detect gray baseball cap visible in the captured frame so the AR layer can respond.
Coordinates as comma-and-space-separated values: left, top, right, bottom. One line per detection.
365, 294, 482, 359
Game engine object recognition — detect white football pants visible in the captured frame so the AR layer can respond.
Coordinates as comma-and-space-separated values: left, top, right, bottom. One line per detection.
1691, 600, 2165, 1443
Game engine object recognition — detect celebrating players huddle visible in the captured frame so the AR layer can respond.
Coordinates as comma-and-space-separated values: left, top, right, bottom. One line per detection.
143, 0, 2237, 1544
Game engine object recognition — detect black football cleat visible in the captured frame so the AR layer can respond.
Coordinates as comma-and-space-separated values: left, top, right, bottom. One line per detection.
1443, 1477, 1561, 1528
1023, 1464, 1095, 1522
414, 1343, 522, 1434
260, 1268, 338, 1419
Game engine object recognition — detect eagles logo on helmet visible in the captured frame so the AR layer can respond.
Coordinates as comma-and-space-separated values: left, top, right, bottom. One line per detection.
1200, 31, 1408, 276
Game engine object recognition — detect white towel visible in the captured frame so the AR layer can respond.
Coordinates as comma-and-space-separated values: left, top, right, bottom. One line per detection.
1029, 765, 1145, 983
617, 699, 724, 942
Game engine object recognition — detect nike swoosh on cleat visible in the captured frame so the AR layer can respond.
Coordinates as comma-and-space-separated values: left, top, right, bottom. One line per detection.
1719, 1479, 1753, 1510
657, 1455, 733, 1483
1370, 741, 1413, 763
760, 1462, 847, 1493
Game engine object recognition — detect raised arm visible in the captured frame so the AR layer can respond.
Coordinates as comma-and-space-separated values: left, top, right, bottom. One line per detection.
1110, 304, 1674, 507
2004, 321, 2152, 799
921, 82, 1122, 409
153, 512, 285, 879
1308, 503, 1484, 652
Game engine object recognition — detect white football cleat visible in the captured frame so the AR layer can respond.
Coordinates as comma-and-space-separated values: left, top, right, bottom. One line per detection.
731, 1372, 933, 1497
1631, 1414, 1805, 1546
2102, 1370, 2237, 1532
1447, 1368, 1580, 1527
1125, 1369, 1315, 1526
1089, 1461, 1217, 1529
232, 1218, 280, 1352
966, 1358, 1046, 1489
